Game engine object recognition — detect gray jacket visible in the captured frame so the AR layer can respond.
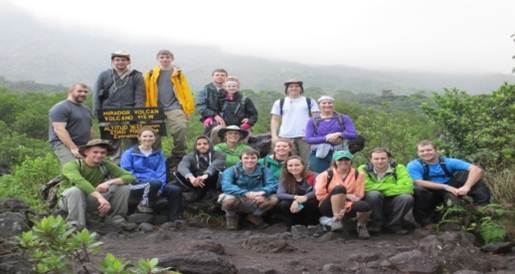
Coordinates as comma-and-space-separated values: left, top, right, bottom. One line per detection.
177, 150, 226, 178
93, 69, 145, 117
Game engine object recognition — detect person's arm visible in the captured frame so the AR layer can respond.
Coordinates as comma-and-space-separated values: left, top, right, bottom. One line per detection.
276, 181, 295, 200
52, 122, 81, 158
305, 118, 326, 144
341, 115, 357, 139
270, 114, 281, 140
62, 161, 96, 194
207, 152, 226, 176
92, 73, 104, 118
245, 98, 258, 126
457, 164, 483, 195
314, 172, 329, 201
104, 161, 136, 185
407, 161, 457, 194
392, 164, 414, 194
134, 72, 146, 108
195, 86, 217, 119
221, 168, 247, 196
177, 154, 195, 179
119, 149, 134, 172
156, 151, 168, 187
261, 167, 278, 194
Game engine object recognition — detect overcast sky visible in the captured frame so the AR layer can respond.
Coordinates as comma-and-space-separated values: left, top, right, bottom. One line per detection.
11, 0, 515, 74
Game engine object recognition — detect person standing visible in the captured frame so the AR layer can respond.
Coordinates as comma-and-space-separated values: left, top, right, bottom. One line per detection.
196, 68, 227, 136
144, 49, 195, 168
93, 51, 145, 162
48, 83, 94, 165
270, 79, 319, 162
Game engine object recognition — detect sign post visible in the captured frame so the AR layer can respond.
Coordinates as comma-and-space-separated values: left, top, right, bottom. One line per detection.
97, 107, 166, 140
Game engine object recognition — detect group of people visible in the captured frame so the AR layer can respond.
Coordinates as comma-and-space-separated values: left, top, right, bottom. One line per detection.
48, 49, 491, 237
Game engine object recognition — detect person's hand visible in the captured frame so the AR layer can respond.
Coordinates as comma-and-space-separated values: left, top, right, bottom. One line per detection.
346, 194, 361, 202
70, 147, 82, 159
325, 132, 342, 144
444, 185, 459, 196
254, 195, 266, 205
96, 181, 111, 193
294, 195, 308, 204
241, 118, 249, 124
457, 185, 471, 196
97, 196, 111, 216
214, 115, 226, 127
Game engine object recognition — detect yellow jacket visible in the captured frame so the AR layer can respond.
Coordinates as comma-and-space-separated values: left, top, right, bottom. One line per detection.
144, 66, 195, 116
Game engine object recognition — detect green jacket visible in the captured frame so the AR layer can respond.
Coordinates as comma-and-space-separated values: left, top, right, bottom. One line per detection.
358, 163, 413, 197
258, 155, 283, 179
213, 143, 251, 168
62, 159, 135, 194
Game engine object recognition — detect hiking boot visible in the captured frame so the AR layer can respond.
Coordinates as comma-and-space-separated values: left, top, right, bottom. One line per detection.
246, 214, 264, 226
137, 204, 153, 214
108, 216, 138, 232
385, 226, 409, 235
356, 223, 370, 239
119, 221, 138, 232
226, 215, 239, 230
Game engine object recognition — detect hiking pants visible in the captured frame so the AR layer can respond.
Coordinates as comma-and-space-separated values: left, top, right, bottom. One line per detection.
278, 198, 320, 227
319, 186, 371, 218
365, 191, 414, 229
413, 171, 491, 224
174, 171, 219, 202
164, 109, 187, 158
59, 185, 130, 229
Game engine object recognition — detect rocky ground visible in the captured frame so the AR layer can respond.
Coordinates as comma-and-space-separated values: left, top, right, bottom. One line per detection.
1, 197, 514, 274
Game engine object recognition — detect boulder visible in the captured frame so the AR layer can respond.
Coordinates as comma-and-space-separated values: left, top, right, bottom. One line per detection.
481, 242, 514, 254
0, 212, 27, 238
181, 240, 225, 255
388, 249, 440, 273
127, 213, 154, 224
242, 234, 296, 253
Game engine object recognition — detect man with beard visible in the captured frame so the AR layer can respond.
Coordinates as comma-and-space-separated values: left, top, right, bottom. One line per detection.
49, 83, 94, 165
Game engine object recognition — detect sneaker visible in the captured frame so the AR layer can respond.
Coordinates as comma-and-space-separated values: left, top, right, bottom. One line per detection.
356, 223, 370, 239
319, 216, 333, 227
330, 219, 343, 232
137, 204, 153, 213
226, 215, 239, 230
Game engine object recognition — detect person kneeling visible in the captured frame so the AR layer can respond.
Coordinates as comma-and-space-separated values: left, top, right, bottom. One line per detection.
315, 150, 371, 239
277, 156, 319, 228
59, 139, 137, 231
175, 136, 226, 202
219, 148, 278, 230
359, 148, 414, 235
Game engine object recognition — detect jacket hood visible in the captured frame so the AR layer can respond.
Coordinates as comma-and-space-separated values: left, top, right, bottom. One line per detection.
194, 135, 214, 155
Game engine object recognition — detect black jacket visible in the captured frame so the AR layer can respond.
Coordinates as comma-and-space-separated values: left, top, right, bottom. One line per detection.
220, 92, 258, 126
196, 83, 225, 122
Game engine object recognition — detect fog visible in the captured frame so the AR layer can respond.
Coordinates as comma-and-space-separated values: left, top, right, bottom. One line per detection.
11, 0, 515, 74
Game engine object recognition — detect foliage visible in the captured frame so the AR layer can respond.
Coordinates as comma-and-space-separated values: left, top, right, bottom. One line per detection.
18, 216, 175, 274
422, 85, 515, 169
437, 203, 511, 244
0, 153, 60, 211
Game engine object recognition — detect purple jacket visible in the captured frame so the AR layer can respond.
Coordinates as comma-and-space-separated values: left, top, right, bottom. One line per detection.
305, 114, 357, 144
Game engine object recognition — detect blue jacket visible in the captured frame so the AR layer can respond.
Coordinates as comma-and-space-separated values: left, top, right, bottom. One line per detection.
221, 163, 278, 197
120, 146, 167, 191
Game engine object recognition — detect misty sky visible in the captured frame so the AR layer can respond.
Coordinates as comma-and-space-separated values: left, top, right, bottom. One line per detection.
11, 0, 515, 74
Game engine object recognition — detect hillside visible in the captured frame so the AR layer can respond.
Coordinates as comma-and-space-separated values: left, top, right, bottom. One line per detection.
1, 3, 514, 94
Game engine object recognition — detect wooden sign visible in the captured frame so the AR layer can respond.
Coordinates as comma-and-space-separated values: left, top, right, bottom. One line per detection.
98, 107, 166, 140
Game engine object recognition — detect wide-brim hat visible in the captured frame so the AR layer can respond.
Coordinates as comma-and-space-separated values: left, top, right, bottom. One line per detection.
218, 125, 249, 140
283, 79, 304, 94
111, 51, 131, 60
78, 139, 115, 157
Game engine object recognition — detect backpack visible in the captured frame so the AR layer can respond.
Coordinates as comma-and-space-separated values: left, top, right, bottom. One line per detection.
364, 162, 398, 180
279, 97, 313, 117
221, 95, 247, 117
418, 157, 452, 181
312, 113, 345, 135
41, 159, 109, 209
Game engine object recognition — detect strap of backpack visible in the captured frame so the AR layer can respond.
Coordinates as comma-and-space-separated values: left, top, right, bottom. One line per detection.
279, 98, 285, 116
306, 97, 312, 117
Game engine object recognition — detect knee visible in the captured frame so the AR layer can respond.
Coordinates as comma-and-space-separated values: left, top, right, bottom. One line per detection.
413, 186, 431, 197
278, 200, 292, 211
115, 184, 130, 195
331, 185, 347, 195
365, 191, 384, 201
65, 187, 84, 198
268, 195, 279, 206
221, 196, 238, 211
396, 194, 414, 206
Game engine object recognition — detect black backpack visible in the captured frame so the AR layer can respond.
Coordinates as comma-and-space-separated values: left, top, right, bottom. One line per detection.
41, 159, 109, 209
325, 168, 360, 192
418, 157, 452, 181
279, 97, 314, 117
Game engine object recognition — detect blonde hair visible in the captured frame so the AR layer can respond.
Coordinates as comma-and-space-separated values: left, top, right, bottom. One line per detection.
224, 76, 240, 86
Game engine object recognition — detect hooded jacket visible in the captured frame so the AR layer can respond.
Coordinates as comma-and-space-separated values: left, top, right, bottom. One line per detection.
93, 69, 145, 117
177, 136, 226, 178
213, 143, 252, 168
120, 146, 167, 191
219, 92, 258, 126
144, 66, 195, 116
358, 163, 413, 197
258, 154, 284, 179
315, 167, 365, 209
221, 162, 278, 197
